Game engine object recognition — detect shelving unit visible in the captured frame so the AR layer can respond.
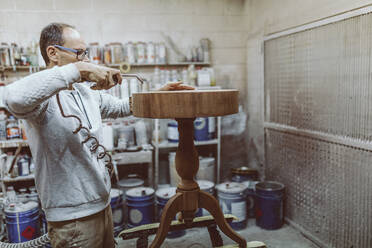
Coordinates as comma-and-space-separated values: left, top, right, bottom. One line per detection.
152, 116, 221, 188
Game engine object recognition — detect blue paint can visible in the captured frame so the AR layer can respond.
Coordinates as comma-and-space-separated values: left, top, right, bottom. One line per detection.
194, 117, 209, 141
40, 210, 52, 248
126, 187, 155, 228
5, 201, 40, 243
110, 188, 125, 235
196, 180, 214, 217
216, 182, 247, 230
167, 120, 179, 143
155, 187, 185, 238
255, 181, 285, 230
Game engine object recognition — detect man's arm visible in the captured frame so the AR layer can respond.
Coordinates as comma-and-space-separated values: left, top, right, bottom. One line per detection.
4, 64, 80, 119
99, 92, 131, 119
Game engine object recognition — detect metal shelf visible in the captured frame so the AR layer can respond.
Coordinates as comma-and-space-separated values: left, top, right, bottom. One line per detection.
0, 139, 28, 148
152, 139, 218, 149
112, 150, 152, 165
2, 174, 35, 183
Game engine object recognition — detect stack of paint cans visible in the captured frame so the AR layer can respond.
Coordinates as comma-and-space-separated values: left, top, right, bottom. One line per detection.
255, 181, 285, 230
155, 187, 185, 238
231, 167, 259, 219
110, 189, 125, 235
126, 187, 155, 228
5, 201, 40, 243
216, 182, 247, 230
117, 176, 144, 226
195, 180, 214, 217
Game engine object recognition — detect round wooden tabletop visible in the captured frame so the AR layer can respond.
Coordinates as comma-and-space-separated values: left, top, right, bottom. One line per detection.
132, 89, 239, 118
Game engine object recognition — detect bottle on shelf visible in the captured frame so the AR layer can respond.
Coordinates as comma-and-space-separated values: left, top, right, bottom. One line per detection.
6, 115, 20, 140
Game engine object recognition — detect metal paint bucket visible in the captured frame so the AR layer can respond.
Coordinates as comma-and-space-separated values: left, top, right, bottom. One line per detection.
216, 182, 247, 230
196, 180, 214, 217
242, 181, 260, 218
5, 201, 40, 243
194, 117, 209, 141
155, 187, 185, 238
110, 188, 125, 235
255, 181, 285, 230
40, 210, 52, 248
118, 177, 144, 201
231, 167, 258, 183
126, 187, 155, 228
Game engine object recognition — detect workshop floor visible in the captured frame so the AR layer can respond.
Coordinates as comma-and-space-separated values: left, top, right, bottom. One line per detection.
117, 219, 319, 248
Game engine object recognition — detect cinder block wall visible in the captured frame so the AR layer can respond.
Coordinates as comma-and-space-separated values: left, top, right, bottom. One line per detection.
0, 0, 250, 181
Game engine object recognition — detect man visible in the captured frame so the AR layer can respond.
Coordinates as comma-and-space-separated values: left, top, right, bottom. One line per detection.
4, 23, 193, 248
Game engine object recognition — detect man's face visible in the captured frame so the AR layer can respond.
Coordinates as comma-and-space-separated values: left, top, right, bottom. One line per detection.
56, 27, 89, 66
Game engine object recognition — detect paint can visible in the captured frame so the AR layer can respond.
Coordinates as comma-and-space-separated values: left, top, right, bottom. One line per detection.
118, 176, 144, 201
40, 210, 52, 248
231, 167, 258, 183
255, 181, 285, 230
196, 157, 215, 182
155, 187, 185, 238
5, 201, 40, 243
126, 187, 155, 228
216, 182, 247, 230
167, 120, 179, 143
196, 180, 214, 217
242, 181, 259, 218
110, 188, 125, 235
194, 117, 209, 141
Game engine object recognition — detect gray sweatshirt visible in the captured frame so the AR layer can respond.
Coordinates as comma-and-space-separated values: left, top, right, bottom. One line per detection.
4, 64, 131, 221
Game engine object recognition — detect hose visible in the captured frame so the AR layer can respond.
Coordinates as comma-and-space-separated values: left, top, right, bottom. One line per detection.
0, 233, 50, 248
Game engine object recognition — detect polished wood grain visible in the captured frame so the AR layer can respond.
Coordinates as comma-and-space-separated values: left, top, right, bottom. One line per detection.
132, 90, 238, 118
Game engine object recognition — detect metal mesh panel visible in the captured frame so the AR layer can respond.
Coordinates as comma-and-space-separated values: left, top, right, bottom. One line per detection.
264, 10, 372, 248
266, 129, 372, 248
265, 14, 372, 140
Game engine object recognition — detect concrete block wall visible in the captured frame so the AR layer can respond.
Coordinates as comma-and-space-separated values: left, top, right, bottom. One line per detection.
0, 0, 250, 181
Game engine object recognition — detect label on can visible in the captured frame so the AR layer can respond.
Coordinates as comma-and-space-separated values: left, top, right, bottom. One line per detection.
130, 209, 143, 224
231, 201, 246, 222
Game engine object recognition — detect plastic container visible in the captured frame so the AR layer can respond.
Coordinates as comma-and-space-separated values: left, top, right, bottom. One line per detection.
167, 120, 179, 143
110, 188, 125, 235
196, 180, 214, 217
216, 182, 247, 230
155, 187, 185, 238
194, 117, 209, 141
168, 152, 181, 187
196, 157, 215, 182
126, 187, 155, 228
6, 116, 20, 140
255, 181, 285, 230
5, 201, 40, 243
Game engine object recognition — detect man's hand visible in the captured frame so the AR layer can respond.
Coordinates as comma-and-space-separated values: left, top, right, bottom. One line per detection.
74, 62, 122, 90
157, 81, 195, 91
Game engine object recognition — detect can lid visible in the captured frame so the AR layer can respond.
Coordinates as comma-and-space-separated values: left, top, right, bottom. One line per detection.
118, 177, 144, 188
216, 182, 247, 194
155, 187, 177, 199
197, 180, 215, 190
242, 180, 260, 189
5, 201, 38, 213
255, 181, 285, 192
231, 167, 258, 176
126, 187, 154, 198
110, 188, 122, 198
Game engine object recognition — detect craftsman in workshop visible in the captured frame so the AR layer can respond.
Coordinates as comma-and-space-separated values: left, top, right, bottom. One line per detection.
3, 23, 193, 248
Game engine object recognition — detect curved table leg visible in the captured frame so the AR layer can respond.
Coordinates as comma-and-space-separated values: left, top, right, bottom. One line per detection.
199, 191, 247, 248
150, 193, 183, 248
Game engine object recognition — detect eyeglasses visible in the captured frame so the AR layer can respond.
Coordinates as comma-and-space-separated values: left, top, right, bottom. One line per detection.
54, 45, 89, 60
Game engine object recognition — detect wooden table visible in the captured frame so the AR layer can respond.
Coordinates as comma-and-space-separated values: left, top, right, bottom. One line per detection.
132, 90, 247, 248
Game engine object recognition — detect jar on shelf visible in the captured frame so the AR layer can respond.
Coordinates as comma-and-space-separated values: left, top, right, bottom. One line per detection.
6, 115, 20, 140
